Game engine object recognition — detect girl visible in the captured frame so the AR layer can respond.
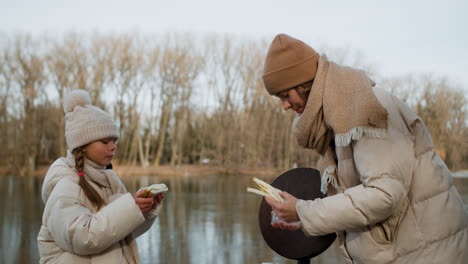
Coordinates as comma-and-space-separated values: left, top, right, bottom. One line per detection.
37, 90, 163, 263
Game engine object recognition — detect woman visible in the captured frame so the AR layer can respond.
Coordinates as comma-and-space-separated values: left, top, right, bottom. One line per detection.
263, 34, 468, 263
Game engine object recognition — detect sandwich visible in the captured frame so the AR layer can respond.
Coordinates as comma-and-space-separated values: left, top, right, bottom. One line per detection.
140, 183, 169, 198
247, 177, 284, 203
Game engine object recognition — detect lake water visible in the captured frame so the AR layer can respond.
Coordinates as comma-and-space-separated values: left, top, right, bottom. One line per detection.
1, 173, 467, 264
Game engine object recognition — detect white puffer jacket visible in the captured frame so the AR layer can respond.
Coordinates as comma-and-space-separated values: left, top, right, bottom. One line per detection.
296, 88, 468, 263
37, 153, 159, 263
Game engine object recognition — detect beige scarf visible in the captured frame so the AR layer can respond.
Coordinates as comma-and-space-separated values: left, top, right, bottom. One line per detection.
293, 55, 388, 194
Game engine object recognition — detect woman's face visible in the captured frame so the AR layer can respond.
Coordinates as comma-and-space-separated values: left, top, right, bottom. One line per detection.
84, 137, 117, 166
277, 88, 307, 114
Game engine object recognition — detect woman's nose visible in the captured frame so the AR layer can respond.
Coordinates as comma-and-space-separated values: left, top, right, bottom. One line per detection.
282, 100, 291, 110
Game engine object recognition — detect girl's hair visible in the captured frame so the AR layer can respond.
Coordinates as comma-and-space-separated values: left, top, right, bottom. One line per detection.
72, 146, 106, 210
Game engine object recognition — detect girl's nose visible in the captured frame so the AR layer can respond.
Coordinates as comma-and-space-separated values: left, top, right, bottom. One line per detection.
282, 100, 291, 111
108, 141, 117, 151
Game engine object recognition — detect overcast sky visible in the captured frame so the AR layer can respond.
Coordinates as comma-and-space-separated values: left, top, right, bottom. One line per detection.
1, 0, 467, 92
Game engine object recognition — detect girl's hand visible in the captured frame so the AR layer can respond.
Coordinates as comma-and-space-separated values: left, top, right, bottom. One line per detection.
133, 189, 154, 213
265, 191, 300, 224
152, 193, 164, 209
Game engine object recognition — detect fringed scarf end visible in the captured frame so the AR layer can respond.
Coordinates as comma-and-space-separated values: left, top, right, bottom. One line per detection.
321, 165, 343, 194
335, 127, 387, 147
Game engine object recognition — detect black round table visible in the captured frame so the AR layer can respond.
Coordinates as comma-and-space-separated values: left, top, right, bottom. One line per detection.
258, 167, 336, 263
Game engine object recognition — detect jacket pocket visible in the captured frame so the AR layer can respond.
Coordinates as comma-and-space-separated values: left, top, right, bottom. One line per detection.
369, 197, 409, 245
369, 222, 392, 244
345, 228, 392, 263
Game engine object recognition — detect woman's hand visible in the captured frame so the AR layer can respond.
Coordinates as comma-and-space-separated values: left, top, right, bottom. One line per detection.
265, 191, 300, 230
270, 216, 302, 231
133, 189, 154, 213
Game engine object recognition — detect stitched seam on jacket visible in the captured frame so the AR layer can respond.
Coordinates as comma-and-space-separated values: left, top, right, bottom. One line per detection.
375, 202, 424, 263
412, 187, 450, 205
49, 195, 81, 253
344, 192, 371, 225
68, 214, 80, 253
415, 146, 433, 159
393, 227, 467, 261
49, 180, 90, 254
387, 95, 432, 159
425, 224, 467, 245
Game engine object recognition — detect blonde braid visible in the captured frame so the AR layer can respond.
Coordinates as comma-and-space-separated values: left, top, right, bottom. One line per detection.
73, 147, 105, 210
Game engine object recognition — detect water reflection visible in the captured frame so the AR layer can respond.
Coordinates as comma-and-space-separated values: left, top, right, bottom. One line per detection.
0, 176, 44, 264
130, 175, 344, 264
1, 174, 467, 264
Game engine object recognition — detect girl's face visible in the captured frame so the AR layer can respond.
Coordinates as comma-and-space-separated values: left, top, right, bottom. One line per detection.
277, 88, 307, 114
84, 137, 118, 166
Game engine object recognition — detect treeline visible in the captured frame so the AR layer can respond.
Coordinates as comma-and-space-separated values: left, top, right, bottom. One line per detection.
0, 32, 466, 176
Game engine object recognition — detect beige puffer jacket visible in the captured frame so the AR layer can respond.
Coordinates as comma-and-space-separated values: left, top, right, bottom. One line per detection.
296, 88, 468, 263
37, 154, 159, 263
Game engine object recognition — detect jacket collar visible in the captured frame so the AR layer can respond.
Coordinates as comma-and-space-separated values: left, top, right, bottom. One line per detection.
65, 150, 111, 189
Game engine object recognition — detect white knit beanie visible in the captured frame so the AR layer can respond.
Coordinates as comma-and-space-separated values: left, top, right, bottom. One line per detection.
63, 90, 119, 151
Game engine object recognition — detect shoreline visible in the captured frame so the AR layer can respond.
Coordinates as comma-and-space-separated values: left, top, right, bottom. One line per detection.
2, 164, 467, 179
0, 164, 284, 179
453, 170, 468, 179
113, 164, 283, 179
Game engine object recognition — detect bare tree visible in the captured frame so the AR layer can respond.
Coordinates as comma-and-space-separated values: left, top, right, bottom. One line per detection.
138, 40, 161, 168
1, 32, 466, 176
0, 41, 15, 169
45, 33, 84, 156
151, 39, 177, 167
10, 34, 47, 175
105, 34, 146, 164
169, 39, 204, 167
151, 34, 203, 166
415, 76, 467, 170
381, 74, 468, 170
203, 35, 245, 169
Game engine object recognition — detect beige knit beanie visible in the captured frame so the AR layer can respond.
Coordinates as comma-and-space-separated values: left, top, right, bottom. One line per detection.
262, 34, 319, 95
63, 90, 119, 151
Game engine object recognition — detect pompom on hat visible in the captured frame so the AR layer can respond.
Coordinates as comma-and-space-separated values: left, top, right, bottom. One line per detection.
262, 34, 319, 95
63, 90, 119, 151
